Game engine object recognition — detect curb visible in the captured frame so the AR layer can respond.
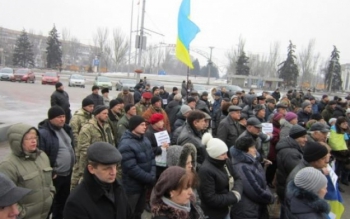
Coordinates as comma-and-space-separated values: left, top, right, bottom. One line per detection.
0, 123, 12, 142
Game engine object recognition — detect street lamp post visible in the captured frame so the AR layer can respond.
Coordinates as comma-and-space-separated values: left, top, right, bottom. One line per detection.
206, 46, 214, 85
127, 0, 134, 78
136, 0, 146, 82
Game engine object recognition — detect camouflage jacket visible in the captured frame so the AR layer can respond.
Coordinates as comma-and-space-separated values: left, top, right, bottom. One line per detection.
135, 102, 149, 116
69, 108, 92, 148
108, 109, 123, 147
116, 115, 131, 146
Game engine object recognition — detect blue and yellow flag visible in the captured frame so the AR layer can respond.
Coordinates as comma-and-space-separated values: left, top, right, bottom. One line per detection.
325, 172, 344, 219
175, 0, 200, 69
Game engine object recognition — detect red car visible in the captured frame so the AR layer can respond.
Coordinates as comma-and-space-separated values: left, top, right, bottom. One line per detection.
41, 72, 59, 85
12, 68, 36, 83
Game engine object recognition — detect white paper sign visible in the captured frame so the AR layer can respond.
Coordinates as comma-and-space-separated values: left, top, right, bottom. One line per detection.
262, 123, 273, 134
155, 148, 167, 167
327, 164, 338, 187
154, 130, 170, 146
162, 99, 168, 105
328, 212, 336, 219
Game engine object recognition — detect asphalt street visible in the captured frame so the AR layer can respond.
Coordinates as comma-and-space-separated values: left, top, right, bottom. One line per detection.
0, 79, 349, 218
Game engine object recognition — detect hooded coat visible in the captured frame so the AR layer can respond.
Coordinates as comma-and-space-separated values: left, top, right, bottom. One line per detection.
285, 181, 330, 219
166, 143, 197, 169
230, 147, 273, 219
0, 124, 55, 219
275, 137, 304, 201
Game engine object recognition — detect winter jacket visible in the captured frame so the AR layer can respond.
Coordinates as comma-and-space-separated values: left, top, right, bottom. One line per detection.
265, 106, 275, 122
242, 94, 257, 118
332, 105, 346, 118
279, 119, 293, 139
173, 113, 186, 132
160, 91, 170, 108
198, 157, 243, 219
297, 110, 311, 127
50, 89, 71, 120
268, 117, 281, 161
0, 124, 54, 219
271, 91, 281, 102
286, 159, 310, 184
285, 181, 330, 219
119, 130, 156, 194
143, 106, 171, 133
63, 168, 132, 219
145, 125, 168, 157
230, 147, 273, 219
177, 123, 206, 165
196, 100, 211, 115
108, 109, 123, 147
38, 119, 74, 173
86, 93, 104, 107
236, 130, 270, 162
165, 100, 181, 130
181, 82, 188, 97
134, 89, 142, 104
69, 108, 92, 148
217, 115, 242, 148
212, 97, 222, 116
212, 109, 228, 137
311, 103, 319, 115
167, 92, 176, 103
166, 143, 197, 168
116, 115, 130, 146
317, 100, 327, 114
135, 101, 150, 116
117, 92, 134, 105
321, 105, 334, 125
275, 137, 304, 201
291, 97, 303, 109
151, 200, 204, 219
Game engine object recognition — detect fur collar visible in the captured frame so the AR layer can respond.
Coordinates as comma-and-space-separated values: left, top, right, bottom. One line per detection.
152, 200, 190, 219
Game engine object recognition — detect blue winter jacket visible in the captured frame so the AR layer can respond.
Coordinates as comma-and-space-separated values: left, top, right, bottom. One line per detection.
119, 130, 156, 194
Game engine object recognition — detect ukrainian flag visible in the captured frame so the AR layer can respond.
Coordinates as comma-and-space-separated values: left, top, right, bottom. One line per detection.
325, 174, 344, 219
176, 0, 200, 69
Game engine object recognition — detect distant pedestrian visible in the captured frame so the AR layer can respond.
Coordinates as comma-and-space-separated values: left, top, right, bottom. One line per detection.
117, 86, 134, 105
86, 85, 103, 107
101, 88, 110, 107
51, 82, 71, 124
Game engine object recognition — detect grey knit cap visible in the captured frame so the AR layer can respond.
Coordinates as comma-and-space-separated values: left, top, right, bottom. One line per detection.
301, 101, 311, 109
180, 105, 192, 115
289, 125, 307, 139
294, 167, 327, 194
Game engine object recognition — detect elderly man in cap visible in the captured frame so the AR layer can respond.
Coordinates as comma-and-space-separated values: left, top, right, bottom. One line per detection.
70, 97, 94, 148
116, 104, 137, 145
117, 86, 134, 105
173, 104, 192, 132
167, 86, 178, 103
190, 90, 211, 114
108, 98, 124, 147
38, 106, 75, 219
142, 96, 171, 133
307, 122, 330, 143
0, 173, 31, 219
119, 116, 156, 219
51, 82, 71, 124
265, 98, 276, 121
280, 112, 298, 139
71, 105, 114, 190
135, 91, 152, 116
86, 85, 104, 107
217, 105, 243, 148
253, 104, 266, 122
64, 142, 132, 219
275, 125, 308, 211
297, 101, 312, 127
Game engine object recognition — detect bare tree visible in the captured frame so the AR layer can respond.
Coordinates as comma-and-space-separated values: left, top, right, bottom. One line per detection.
268, 41, 281, 77
93, 27, 110, 68
225, 35, 246, 82
111, 28, 129, 71
298, 39, 319, 87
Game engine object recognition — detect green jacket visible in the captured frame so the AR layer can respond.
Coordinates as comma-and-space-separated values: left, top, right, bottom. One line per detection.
69, 108, 92, 148
321, 105, 334, 124
71, 118, 114, 189
108, 109, 123, 147
0, 124, 55, 219
116, 115, 130, 146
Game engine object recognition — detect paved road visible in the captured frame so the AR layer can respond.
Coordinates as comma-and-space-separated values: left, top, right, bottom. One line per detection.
0, 80, 348, 218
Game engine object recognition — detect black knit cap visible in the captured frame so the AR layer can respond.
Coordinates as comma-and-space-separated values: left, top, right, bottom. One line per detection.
48, 106, 65, 120
101, 88, 109, 94
289, 125, 307, 139
55, 82, 63, 89
93, 105, 108, 116
128, 115, 145, 131
173, 87, 178, 92
303, 142, 329, 163
151, 96, 161, 105
82, 97, 94, 107
124, 104, 134, 113
87, 142, 122, 164
92, 85, 99, 91
235, 136, 256, 152
109, 98, 123, 109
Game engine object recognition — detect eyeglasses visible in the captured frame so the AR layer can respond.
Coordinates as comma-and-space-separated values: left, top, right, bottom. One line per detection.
23, 136, 38, 141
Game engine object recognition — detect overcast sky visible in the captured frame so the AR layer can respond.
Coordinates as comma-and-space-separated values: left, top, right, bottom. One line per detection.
1, 0, 350, 71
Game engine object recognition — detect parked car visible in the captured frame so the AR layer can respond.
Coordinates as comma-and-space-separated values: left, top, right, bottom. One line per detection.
12, 68, 35, 83
94, 76, 112, 90
115, 79, 136, 91
0, 67, 14, 81
193, 84, 208, 95
217, 84, 243, 97
68, 74, 85, 88
41, 72, 59, 85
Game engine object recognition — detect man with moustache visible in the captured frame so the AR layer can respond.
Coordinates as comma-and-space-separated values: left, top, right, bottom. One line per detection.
71, 105, 114, 190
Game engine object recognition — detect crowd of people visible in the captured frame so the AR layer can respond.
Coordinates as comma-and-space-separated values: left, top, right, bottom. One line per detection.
0, 79, 348, 219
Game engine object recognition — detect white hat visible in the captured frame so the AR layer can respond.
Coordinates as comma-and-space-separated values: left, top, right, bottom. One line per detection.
202, 133, 228, 159
346, 108, 350, 114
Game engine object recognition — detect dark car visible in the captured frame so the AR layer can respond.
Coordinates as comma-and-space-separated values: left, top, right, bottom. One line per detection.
41, 72, 60, 85
12, 68, 35, 83
0, 67, 14, 81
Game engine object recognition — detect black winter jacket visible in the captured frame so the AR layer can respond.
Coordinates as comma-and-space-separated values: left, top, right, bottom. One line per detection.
86, 93, 104, 107
285, 181, 330, 219
217, 115, 242, 148
119, 130, 156, 194
165, 100, 181, 130
275, 137, 304, 201
173, 113, 186, 132
212, 109, 228, 137
198, 157, 243, 219
230, 147, 273, 219
332, 105, 345, 118
63, 168, 133, 219
145, 125, 166, 156
134, 89, 142, 104
38, 119, 74, 171
297, 110, 311, 127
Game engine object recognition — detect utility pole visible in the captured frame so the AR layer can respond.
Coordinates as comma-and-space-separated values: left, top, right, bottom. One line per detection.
127, 0, 134, 78
136, 0, 146, 82
206, 46, 214, 85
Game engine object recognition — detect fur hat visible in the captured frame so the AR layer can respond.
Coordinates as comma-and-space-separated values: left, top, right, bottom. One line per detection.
109, 98, 123, 109
124, 104, 134, 113
166, 143, 197, 169
235, 136, 256, 152
294, 167, 327, 194
48, 106, 65, 120
202, 133, 228, 158
101, 88, 109, 94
